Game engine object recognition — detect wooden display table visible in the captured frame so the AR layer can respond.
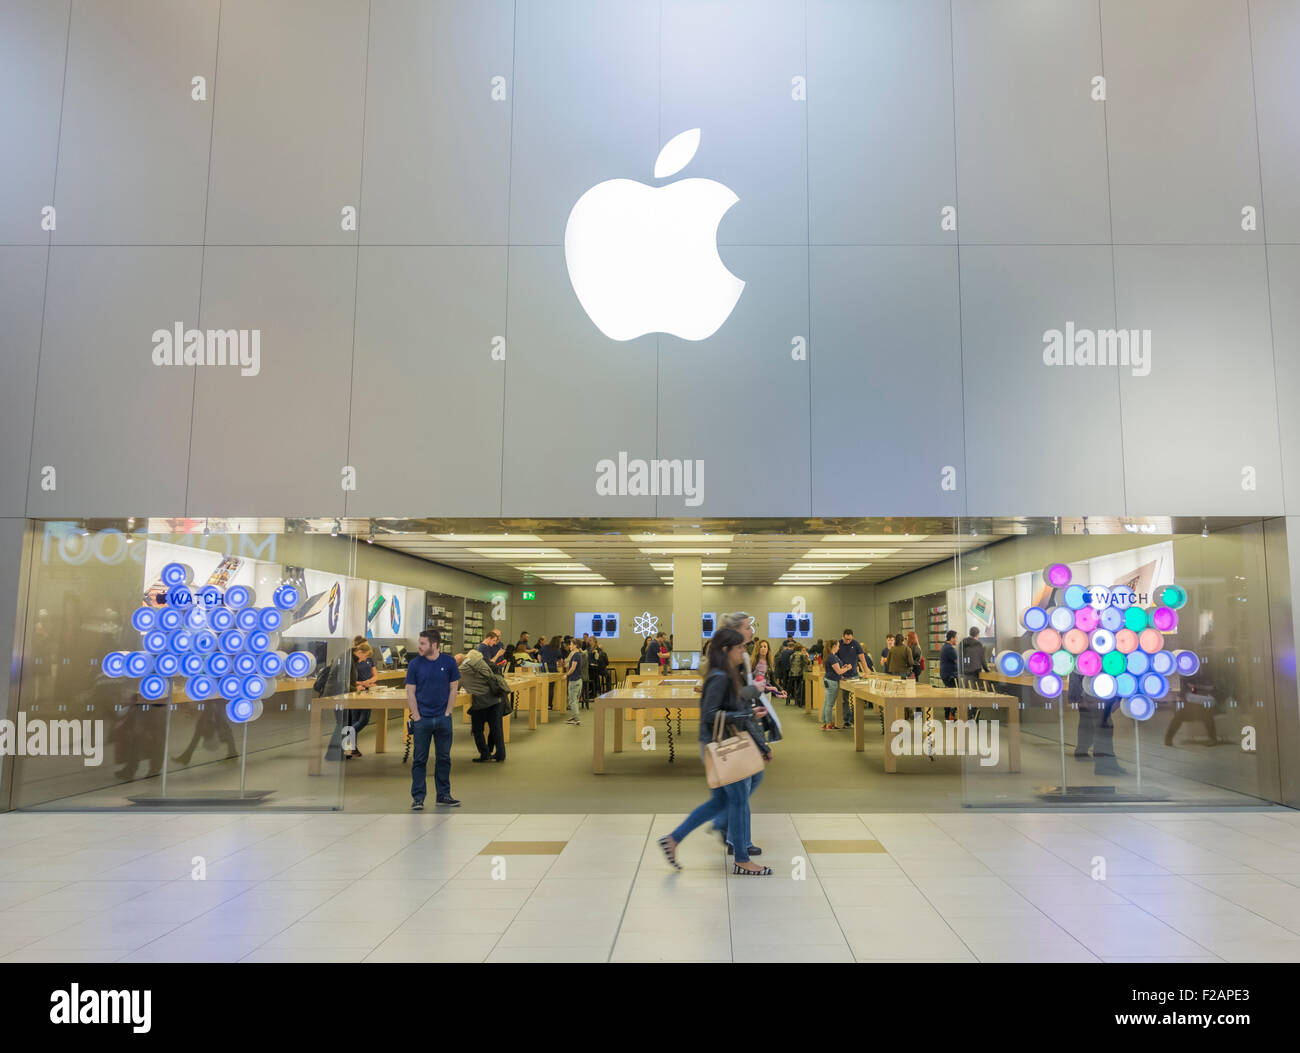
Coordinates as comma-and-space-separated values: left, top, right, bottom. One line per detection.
591, 685, 702, 773
461, 673, 546, 729
307, 687, 414, 775
980, 669, 1034, 687
837, 678, 1021, 773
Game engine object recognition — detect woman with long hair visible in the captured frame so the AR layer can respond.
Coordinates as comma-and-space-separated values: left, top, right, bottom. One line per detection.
906, 630, 923, 681
657, 628, 772, 875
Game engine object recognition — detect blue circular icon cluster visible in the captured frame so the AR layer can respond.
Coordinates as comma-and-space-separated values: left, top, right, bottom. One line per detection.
102, 562, 318, 724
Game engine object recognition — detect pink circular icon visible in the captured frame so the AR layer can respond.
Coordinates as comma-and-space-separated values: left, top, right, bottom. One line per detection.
1115, 629, 1139, 654
1150, 606, 1177, 632
1138, 628, 1164, 654
1044, 563, 1072, 587
1063, 628, 1088, 654
1026, 650, 1053, 677
1034, 629, 1062, 654
1076, 650, 1102, 677
1073, 606, 1100, 633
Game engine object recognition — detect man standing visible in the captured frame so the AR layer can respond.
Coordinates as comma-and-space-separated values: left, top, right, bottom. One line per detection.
960, 627, 989, 679
564, 637, 583, 725
478, 629, 507, 671
836, 629, 868, 728
940, 629, 960, 720
775, 637, 795, 693
405, 630, 461, 809
939, 630, 959, 687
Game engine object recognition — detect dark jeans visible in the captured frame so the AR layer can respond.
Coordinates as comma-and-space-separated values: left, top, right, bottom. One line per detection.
942, 676, 957, 719
325, 708, 371, 757
470, 700, 505, 760
411, 715, 453, 802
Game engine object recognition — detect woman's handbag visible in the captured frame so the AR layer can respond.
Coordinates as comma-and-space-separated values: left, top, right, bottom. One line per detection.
704, 711, 766, 788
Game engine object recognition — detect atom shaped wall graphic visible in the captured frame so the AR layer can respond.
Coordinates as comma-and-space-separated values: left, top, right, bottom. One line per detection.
633, 611, 660, 637
101, 562, 320, 725
995, 562, 1198, 721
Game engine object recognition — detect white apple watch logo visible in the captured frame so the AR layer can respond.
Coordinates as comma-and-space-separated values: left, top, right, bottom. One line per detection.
564, 129, 744, 342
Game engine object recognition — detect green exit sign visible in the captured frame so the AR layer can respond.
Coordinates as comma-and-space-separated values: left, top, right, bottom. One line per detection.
521, 590, 536, 601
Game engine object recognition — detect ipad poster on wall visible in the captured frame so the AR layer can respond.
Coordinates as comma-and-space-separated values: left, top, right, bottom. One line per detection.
365, 582, 405, 639
141, 540, 261, 606
282, 568, 348, 638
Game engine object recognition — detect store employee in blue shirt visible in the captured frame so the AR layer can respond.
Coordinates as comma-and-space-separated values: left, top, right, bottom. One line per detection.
405, 629, 461, 809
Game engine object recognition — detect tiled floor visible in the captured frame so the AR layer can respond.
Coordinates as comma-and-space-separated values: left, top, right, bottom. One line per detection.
2, 808, 1300, 962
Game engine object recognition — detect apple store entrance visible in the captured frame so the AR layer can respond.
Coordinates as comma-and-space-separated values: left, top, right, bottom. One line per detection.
3, 516, 1291, 814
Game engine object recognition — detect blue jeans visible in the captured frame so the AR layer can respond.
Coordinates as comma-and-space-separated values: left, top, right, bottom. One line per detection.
410, 715, 453, 802
821, 678, 841, 723
712, 768, 763, 847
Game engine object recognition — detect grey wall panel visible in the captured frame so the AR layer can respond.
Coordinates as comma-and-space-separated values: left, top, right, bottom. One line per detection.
655, 247, 809, 516
1115, 245, 1281, 514
0, 0, 69, 245
959, 247, 1123, 516
347, 247, 507, 515
186, 247, 355, 516
1249, 0, 1300, 244
360, 0, 513, 245
952, 0, 1110, 244
0, 249, 45, 515
807, 0, 956, 246
509, 0, 658, 247
52, 0, 218, 245
1102, 0, 1262, 244
809, 246, 964, 517
27, 247, 200, 515
1264, 246, 1300, 513
660, 0, 806, 246
204, 0, 367, 245
501, 247, 657, 516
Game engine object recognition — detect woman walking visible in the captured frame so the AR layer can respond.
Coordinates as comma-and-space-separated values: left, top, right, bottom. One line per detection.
657, 628, 772, 875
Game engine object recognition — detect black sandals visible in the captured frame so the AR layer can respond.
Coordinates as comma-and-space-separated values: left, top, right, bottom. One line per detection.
657, 835, 682, 871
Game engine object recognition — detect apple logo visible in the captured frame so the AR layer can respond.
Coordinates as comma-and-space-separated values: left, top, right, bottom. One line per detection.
564, 129, 744, 341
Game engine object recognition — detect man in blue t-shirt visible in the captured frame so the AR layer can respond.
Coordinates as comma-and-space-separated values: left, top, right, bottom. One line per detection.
834, 629, 870, 728
405, 629, 461, 809
477, 629, 507, 670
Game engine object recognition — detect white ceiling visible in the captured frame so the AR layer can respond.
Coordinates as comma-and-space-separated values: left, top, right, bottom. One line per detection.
370, 520, 998, 587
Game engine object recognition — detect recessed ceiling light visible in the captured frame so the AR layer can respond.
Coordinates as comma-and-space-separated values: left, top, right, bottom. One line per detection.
434, 534, 543, 542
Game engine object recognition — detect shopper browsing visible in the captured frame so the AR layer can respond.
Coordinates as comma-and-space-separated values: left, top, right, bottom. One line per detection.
456, 646, 509, 763
960, 627, 989, 679
564, 637, 583, 725
405, 630, 461, 809
940, 630, 959, 719
478, 629, 507, 670
657, 627, 772, 875
821, 639, 850, 730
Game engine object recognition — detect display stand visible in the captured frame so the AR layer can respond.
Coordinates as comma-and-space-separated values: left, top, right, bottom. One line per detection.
127, 685, 272, 806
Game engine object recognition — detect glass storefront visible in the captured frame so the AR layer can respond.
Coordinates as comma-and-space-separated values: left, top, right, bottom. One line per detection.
1, 516, 1293, 812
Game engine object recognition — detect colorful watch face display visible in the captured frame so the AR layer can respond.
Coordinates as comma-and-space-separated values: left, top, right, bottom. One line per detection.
1016, 562, 1193, 720
390, 594, 401, 635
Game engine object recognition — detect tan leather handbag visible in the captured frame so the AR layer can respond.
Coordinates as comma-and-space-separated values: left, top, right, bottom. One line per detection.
704, 711, 766, 788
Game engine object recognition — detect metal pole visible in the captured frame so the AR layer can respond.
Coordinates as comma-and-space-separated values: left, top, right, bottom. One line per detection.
239, 722, 249, 798
1058, 698, 1067, 795
160, 683, 173, 798
1134, 718, 1141, 792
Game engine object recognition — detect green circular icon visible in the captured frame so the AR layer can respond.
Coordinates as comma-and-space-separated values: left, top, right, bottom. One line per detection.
1124, 606, 1149, 632
1102, 651, 1126, 676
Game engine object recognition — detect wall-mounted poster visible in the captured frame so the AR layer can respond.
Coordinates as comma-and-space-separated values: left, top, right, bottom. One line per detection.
282, 568, 347, 638
141, 540, 262, 607
767, 612, 814, 639
366, 582, 407, 639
